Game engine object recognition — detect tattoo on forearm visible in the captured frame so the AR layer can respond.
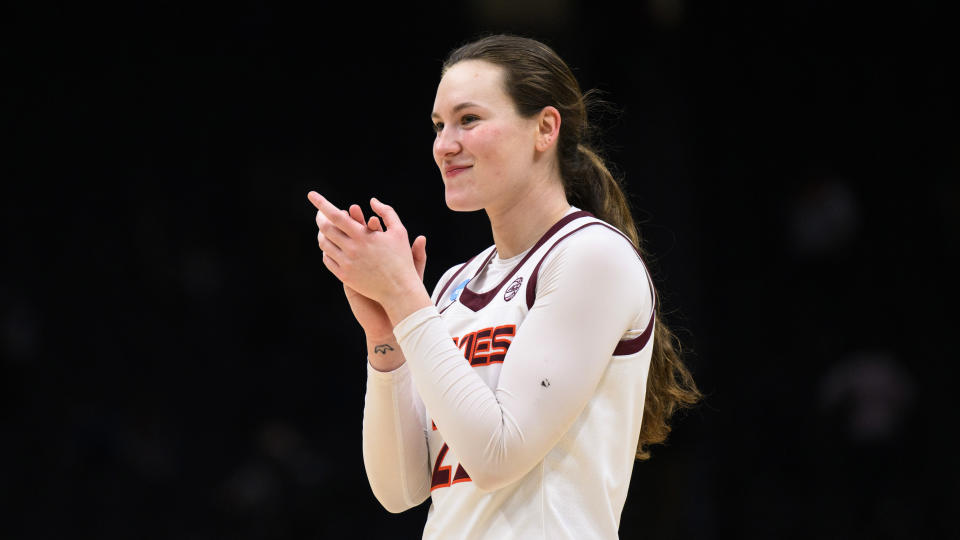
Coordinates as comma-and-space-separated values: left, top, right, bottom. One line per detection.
374, 344, 394, 355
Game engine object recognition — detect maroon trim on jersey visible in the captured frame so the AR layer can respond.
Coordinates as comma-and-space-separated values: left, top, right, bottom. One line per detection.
434, 260, 472, 308
612, 314, 655, 355
435, 248, 494, 307
525, 220, 658, 356
437, 248, 497, 313
457, 210, 594, 312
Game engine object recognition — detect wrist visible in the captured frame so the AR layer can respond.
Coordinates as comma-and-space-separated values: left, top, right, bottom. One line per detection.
364, 332, 397, 347
383, 279, 433, 328
366, 337, 405, 372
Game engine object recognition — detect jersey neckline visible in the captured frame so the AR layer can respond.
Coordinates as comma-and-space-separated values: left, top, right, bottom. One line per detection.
457, 210, 595, 312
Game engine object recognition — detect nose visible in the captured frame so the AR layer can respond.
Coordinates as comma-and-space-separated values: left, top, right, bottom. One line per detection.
433, 126, 461, 164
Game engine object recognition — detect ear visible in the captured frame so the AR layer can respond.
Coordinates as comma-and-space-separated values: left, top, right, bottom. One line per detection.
535, 106, 562, 152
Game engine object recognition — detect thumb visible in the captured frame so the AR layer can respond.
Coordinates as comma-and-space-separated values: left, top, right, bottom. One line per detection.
370, 197, 403, 230
412, 235, 427, 281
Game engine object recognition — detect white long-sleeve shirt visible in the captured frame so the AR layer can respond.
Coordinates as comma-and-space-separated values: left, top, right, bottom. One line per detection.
362, 208, 655, 539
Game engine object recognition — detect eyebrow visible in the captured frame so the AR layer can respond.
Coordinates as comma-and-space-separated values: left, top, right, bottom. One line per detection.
431, 102, 481, 120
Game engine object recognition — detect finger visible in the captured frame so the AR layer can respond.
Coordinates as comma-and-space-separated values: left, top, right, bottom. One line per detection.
315, 208, 331, 229
307, 191, 324, 210
309, 192, 365, 238
321, 251, 346, 282
367, 215, 383, 232
316, 212, 352, 250
412, 235, 427, 281
317, 230, 347, 256
370, 197, 403, 231
348, 204, 366, 225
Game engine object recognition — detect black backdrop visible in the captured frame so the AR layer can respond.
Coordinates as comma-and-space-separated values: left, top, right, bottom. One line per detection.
5, 1, 957, 539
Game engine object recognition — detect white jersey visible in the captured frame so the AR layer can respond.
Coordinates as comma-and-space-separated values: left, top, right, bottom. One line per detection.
362, 208, 656, 539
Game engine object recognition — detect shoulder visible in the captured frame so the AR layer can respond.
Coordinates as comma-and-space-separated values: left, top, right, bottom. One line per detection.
531, 222, 652, 312
542, 222, 645, 277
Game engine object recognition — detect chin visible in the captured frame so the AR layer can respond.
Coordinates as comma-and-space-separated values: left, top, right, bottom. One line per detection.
444, 191, 484, 213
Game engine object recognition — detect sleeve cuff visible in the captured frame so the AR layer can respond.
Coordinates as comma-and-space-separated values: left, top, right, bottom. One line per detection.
392, 305, 442, 342
366, 357, 411, 380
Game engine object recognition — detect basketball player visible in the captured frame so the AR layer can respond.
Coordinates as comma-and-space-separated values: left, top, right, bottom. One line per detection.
308, 35, 701, 539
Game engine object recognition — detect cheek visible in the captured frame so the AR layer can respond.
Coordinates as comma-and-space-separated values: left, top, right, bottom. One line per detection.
464, 126, 505, 162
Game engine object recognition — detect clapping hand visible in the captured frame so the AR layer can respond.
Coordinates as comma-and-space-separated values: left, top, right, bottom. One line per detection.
309, 192, 429, 334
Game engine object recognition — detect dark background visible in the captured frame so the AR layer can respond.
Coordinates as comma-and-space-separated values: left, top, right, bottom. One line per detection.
4, 1, 957, 538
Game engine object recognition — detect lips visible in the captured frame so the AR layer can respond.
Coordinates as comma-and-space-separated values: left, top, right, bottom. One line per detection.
444, 165, 473, 177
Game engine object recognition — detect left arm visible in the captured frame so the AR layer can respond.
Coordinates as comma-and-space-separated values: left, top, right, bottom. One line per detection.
394, 231, 649, 491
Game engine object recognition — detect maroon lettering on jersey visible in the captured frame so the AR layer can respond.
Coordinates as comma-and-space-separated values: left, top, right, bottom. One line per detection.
458, 332, 475, 363
431, 443, 452, 490
455, 324, 517, 367
470, 327, 493, 366
430, 442, 473, 491
452, 463, 471, 484
490, 324, 516, 364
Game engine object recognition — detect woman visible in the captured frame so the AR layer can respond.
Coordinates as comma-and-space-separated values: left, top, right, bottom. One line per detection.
308, 34, 701, 539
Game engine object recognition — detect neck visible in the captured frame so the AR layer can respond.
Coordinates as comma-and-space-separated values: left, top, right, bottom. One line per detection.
486, 175, 571, 259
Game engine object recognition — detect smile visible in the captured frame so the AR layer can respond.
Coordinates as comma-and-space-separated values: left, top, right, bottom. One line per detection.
445, 166, 472, 178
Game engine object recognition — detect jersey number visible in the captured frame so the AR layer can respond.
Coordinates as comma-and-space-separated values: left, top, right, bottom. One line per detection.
430, 442, 471, 490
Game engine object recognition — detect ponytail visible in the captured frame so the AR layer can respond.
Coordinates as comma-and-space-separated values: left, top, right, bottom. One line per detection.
565, 144, 639, 248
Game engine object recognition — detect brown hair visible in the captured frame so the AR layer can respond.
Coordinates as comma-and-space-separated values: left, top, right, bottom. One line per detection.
444, 34, 702, 460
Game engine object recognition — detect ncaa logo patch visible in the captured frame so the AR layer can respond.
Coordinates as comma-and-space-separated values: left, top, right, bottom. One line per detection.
450, 279, 470, 301
504, 277, 523, 302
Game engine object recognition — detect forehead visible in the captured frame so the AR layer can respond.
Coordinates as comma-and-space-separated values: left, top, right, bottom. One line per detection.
433, 60, 512, 114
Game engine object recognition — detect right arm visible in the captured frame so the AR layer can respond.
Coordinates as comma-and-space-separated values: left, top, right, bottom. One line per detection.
310, 199, 443, 512
359, 263, 459, 512
362, 266, 459, 513
361, 338, 430, 512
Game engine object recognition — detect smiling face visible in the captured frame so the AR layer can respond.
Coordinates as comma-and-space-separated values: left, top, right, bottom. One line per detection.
431, 60, 541, 212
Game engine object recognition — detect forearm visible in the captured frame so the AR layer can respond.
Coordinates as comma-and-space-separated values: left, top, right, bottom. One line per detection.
362, 360, 431, 512
393, 308, 533, 490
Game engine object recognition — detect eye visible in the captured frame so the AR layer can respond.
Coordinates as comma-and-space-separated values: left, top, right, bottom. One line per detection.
432, 121, 444, 134
461, 114, 479, 125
